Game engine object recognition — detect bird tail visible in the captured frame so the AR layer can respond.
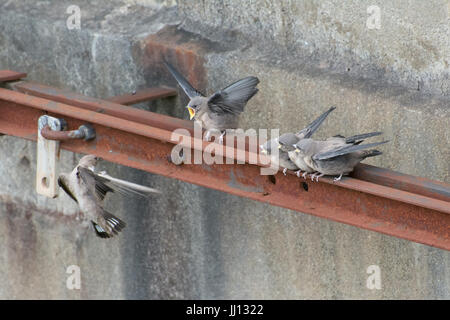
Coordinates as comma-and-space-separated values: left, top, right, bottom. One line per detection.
360, 149, 383, 159
93, 210, 126, 239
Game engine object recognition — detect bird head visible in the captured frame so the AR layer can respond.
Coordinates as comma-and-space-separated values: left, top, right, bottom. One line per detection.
259, 144, 267, 154
293, 139, 312, 156
187, 97, 204, 120
260, 139, 276, 155
278, 133, 299, 152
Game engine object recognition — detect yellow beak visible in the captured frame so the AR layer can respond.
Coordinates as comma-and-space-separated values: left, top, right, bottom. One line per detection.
295, 149, 300, 153
187, 106, 195, 120
277, 144, 282, 149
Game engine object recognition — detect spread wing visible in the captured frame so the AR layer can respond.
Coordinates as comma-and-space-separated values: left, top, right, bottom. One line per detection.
164, 60, 204, 99
96, 172, 161, 197
78, 167, 161, 201
77, 167, 114, 202
208, 76, 259, 115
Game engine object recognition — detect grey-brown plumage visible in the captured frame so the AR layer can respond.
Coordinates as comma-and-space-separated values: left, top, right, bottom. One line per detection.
286, 130, 382, 178
58, 155, 160, 239
293, 137, 388, 181
164, 61, 259, 142
260, 138, 298, 174
262, 106, 336, 175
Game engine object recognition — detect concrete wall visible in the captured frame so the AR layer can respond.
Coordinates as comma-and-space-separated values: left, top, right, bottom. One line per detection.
0, 0, 448, 299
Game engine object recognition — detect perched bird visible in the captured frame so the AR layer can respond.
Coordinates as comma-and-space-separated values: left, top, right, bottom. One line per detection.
285, 130, 382, 179
164, 61, 259, 143
57, 155, 160, 238
293, 135, 388, 181
261, 106, 336, 175
260, 137, 299, 174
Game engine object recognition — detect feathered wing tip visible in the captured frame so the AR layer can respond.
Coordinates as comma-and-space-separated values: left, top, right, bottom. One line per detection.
300, 106, 336, 139
314, 140, 389, 160
96, 172, 161, 197
163, 59, 204, 99
361, 149, 383, 159
92, 222, 111, 239
345, 131, 383, 144
224, 76, 260, 104
208, 76, 260, 114
93, 211, 126, 239
222, 76, 260, 93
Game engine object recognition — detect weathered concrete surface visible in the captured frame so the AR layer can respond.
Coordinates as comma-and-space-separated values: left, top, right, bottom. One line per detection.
179, 0, 450, 98
0, 0, 449, 299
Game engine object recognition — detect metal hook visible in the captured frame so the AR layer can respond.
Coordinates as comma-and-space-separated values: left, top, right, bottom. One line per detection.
40, 123, 96, 141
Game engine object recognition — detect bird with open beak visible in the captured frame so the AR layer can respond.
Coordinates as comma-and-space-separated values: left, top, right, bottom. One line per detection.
57, 155, 160, 238
164, 60, 260, 143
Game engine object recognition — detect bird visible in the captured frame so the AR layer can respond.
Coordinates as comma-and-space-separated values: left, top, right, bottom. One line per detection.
293, 135, 388, 182
285, 130, 382, 179
164, 60, 260, 143
57, 155, 160, 238
261, 106, 336, 175
260, 137, 299, 174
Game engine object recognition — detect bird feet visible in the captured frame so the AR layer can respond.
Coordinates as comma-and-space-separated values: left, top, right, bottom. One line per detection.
295, 170, 302, 177
204, 130, 213, 142
282, 168, 288, 176
204, 129, 223, 143
333, 173, 343, 182
218, 131, 226, 145
310, 172, 324, 182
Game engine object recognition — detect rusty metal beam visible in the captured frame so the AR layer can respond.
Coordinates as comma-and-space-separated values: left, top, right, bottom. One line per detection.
10, 82, 450, 207
0, 70, 27, 82
353, 164, 450, 203
12, 81, 193, 133
106, 87, 177, 105
0, 86, 449, 250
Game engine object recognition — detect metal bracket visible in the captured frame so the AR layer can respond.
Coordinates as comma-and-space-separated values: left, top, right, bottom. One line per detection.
36, 115, 65, 198
36, 116, 96, 198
